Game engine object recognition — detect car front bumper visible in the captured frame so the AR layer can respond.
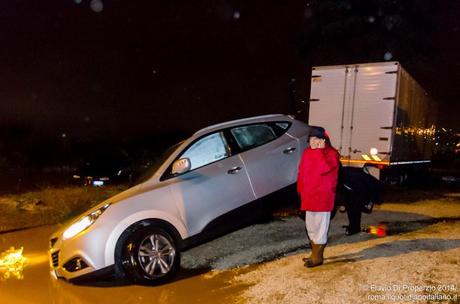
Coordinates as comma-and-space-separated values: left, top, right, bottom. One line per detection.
48, 222, 115, 281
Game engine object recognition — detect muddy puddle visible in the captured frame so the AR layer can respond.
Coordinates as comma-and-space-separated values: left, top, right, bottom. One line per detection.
0, 225, 255, 304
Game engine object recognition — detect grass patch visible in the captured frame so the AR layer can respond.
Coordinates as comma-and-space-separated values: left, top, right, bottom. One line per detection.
0, 185, 128, 232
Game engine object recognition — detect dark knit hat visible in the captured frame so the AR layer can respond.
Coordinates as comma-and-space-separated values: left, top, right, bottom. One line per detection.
308, 126, 327, 139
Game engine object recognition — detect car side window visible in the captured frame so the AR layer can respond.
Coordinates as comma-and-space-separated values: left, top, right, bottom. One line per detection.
181, 132, 229, 170
230, 124, 277, 150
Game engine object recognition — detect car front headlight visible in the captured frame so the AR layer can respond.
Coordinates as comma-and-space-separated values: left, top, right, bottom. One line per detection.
63, 203, 111, 240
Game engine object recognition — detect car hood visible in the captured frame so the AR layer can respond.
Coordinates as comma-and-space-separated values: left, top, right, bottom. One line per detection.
103, 183, 146, 205
92, 179, 164, 210
52, 181, 160, 237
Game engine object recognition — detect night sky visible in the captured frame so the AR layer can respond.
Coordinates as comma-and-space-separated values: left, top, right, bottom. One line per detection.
1, 0, 460, 143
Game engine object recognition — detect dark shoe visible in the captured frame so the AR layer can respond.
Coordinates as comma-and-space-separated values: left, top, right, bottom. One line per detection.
343, 225, 362, 236
345, 228, 361, 236
305, 244, 326, 268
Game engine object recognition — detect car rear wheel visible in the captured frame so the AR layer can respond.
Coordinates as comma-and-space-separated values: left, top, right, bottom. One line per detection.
120, 226, 180, 284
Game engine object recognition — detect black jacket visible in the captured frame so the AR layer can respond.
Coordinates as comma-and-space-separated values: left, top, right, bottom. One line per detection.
336, 166, 384, 207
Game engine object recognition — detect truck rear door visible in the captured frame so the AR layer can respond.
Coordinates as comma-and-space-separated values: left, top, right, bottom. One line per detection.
309, 62, 398, 165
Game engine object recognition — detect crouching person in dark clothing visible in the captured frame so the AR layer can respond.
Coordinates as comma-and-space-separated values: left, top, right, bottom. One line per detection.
334, 166, 384, 235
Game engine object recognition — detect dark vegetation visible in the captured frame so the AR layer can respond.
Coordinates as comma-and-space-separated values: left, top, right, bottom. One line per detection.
0, 123, 187, 194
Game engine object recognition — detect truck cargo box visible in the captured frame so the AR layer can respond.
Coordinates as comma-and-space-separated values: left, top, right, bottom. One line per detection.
308, 61, 437, 174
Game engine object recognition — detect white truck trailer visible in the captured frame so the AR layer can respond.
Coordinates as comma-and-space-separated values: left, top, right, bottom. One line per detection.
308, 61, 437, 182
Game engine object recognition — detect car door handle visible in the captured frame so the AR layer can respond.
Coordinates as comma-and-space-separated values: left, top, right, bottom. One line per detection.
227, 166, 242, 174
283, 147, 296, 154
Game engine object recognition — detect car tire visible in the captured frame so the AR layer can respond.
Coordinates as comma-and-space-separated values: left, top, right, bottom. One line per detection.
119, 226, 180, 285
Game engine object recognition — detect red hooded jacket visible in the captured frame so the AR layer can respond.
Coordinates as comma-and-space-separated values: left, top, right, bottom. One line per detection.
297, 146, 340, 212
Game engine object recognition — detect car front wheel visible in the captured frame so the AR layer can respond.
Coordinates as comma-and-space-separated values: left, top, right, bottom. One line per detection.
120, 226, 180, 284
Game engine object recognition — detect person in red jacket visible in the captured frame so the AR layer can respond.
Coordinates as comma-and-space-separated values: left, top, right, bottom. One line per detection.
297, 126, 340, 268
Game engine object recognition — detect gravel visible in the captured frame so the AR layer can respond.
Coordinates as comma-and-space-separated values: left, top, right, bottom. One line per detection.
230, 197, 460, 304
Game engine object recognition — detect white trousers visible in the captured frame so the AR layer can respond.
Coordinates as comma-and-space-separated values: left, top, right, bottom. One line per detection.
305, 211, 331, 245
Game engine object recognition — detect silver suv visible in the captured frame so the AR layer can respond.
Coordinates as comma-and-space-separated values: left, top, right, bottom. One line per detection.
49, 114, 310, 284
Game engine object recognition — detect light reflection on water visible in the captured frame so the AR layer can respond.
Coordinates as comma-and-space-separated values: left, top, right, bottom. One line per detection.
0, 247, 27, 280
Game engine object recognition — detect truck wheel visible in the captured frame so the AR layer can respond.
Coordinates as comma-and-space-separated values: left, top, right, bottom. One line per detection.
120, 226, 180, 285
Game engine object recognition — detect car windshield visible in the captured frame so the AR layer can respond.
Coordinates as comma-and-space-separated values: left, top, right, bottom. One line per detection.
134, 141, 183, 185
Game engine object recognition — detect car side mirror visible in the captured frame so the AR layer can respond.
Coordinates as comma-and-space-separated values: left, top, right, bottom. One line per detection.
172, 158, 191, 175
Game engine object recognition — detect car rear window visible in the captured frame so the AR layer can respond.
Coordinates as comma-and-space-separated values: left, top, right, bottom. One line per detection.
231, 124, 277, 150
